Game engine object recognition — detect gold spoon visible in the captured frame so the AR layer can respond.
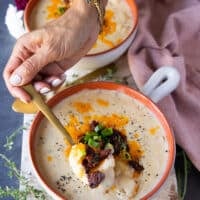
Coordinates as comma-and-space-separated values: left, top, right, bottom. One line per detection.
23, 84, 74, 145
12, 66, 111, 114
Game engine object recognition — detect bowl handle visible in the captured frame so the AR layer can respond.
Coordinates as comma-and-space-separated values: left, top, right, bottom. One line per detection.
140, 66, 180, 103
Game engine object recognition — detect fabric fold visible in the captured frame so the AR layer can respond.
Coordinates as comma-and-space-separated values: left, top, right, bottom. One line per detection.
128, 0, 200, 170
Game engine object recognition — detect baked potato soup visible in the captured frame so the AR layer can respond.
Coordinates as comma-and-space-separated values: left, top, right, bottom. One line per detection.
28, 0, 134, 54
32, 88, 170, 200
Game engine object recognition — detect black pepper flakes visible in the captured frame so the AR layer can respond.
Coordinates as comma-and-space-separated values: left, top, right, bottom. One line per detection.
56, 175, 72, 193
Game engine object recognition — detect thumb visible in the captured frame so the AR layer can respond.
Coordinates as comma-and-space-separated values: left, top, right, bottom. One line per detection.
9, 48, 50, 86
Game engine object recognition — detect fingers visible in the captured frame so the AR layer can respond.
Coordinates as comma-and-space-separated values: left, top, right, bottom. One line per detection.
40, 61, 65, 75
44, 75, 66, 87
3, 54, 33, 102
9, 47, 50, 86
4, 48, 50, 103
3, 31, 46, 102
7, 86, 31, 103
33, 81, 51, 94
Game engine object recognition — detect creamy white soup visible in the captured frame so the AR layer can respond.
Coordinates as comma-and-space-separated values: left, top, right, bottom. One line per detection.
33, 89, 170, 200
29, 0, 134, 54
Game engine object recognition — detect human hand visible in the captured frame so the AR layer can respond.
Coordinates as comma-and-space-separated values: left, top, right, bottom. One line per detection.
3, 0, 101, 103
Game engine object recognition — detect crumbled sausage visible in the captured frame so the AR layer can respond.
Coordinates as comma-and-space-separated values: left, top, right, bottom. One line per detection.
128, 160, 144, 172
88, 171, 105, 188
82, 146, 111, 173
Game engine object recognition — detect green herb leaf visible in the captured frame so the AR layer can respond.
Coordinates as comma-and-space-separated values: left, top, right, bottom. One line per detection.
101, 128, 113, 137
58, 7, 66, 15
4, 126, 26, 151
88, 138, 100, 148
0, 154, 47, 199
93, 135, 101, 141
84, 133, 92, 143
94, 124, 104, 132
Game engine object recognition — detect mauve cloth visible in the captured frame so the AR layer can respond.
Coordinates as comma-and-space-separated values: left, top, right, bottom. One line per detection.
128, 0, 200, 170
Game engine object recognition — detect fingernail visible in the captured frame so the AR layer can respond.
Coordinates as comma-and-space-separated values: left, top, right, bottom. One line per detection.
51, 78, 63, 87
39, 87, 50, 94
10, 74, 22, 85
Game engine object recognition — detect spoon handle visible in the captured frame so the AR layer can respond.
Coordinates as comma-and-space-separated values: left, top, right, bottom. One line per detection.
23, 84, 74, 145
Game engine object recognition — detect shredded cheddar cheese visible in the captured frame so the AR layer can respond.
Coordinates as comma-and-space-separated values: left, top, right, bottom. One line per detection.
96, 98, 109, 107
64, 144, 72, 157
149, 126, 160, 135
97, 9, 117, 47
47, 155, 53, 162
46, 1, 120, 48
46, 0, 70, 19
73, 102, 93, 113
65, 115, 90, 143
65, 113, 129, 142
128, 140, 144, 160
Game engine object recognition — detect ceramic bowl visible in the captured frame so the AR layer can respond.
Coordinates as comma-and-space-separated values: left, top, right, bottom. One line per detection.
24, 0, 138, 81
29, 80, 176, 200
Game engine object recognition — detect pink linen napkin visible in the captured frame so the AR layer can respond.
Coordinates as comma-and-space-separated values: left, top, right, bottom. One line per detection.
128, 0, 200, 171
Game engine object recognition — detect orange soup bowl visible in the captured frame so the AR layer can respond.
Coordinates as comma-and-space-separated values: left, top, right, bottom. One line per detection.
28, 67, 180, 199
24, 0, 138, 81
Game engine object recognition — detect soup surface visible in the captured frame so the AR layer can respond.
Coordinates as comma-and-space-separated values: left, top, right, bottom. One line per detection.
29, 0, 134, 54
33, 89, 169, 200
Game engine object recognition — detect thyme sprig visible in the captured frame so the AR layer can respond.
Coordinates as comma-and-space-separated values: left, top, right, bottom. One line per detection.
99, 66, 130, 85
0, 153, 47, 200
4, 122, 32, 151
0, 123, 47, 200
4, 126, 25, 151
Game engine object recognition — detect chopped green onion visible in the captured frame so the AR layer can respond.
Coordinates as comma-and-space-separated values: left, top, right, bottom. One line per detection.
94, 124, 104, 132
84, 133, 91, 142
88, 138, 100, 148
58, 7, 66, 15
93, 135, 101, 141
85, 131, 98, 137
101, 128, 113, 137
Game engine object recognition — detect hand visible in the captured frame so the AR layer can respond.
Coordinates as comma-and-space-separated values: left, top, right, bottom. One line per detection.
3, 0, 100, 103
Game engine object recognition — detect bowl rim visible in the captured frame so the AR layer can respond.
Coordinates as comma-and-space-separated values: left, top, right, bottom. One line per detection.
23, 0, 138, 57
29, 81, 175, 200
